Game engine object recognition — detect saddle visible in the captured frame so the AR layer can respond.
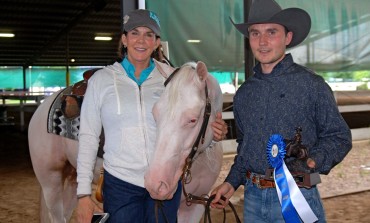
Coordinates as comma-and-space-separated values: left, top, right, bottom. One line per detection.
51, 69, 104, 151
61, 68, 100, 119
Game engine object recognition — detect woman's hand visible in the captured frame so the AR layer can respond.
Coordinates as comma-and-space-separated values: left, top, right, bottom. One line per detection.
76, 196, 103, 223
211, 112, 228, 141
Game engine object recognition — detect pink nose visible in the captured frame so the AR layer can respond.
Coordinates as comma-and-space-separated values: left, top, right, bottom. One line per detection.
145, 177, 173, 200
157, 181, 172, 198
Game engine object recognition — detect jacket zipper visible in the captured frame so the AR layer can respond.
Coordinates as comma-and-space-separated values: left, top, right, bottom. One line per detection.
139, 85, 150, 166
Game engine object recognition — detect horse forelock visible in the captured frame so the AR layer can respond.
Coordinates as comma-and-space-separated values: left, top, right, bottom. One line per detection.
166, 64, 201, 118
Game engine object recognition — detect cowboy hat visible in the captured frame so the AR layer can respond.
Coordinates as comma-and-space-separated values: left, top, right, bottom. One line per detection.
230, 0, 311, 48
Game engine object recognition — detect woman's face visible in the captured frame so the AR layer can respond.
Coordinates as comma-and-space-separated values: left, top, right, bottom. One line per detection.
122, 26, 160, 66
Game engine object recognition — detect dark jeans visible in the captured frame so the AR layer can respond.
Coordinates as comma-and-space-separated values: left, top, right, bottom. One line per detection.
103, 170, 182, 223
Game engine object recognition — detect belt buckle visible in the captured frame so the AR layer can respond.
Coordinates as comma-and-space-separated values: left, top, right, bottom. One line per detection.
254, 174, 262, 188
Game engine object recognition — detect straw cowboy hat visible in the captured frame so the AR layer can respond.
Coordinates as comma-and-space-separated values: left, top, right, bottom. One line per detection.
230, 0, 311, 48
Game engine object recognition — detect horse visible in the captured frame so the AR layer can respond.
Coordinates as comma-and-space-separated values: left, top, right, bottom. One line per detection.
28, 61, 223, 223
145, 61, 224, 222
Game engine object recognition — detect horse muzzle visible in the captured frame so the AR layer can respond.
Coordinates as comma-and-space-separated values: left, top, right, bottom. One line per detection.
144, 171, 180, 200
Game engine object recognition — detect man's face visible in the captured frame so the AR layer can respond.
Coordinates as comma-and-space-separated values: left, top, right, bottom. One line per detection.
248, 23, 293, 73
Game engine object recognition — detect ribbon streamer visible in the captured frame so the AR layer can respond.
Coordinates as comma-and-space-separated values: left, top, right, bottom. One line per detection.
267, 134, 318, 223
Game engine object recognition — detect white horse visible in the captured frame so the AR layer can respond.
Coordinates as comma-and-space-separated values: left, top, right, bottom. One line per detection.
28, 61, 223, 223
145, 61, 224, 222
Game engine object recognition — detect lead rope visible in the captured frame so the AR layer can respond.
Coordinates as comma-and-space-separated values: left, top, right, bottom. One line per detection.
179, 80, 241, 222
156, 66, 239, 222
181, 158, 242, 223
155, 201, 170, 223
203, 194, 241, 223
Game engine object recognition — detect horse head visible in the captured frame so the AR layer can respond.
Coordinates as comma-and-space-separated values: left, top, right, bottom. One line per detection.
144, 61, 223, 200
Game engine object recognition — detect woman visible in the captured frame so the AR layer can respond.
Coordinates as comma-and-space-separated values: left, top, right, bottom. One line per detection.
76, 9, 227, 223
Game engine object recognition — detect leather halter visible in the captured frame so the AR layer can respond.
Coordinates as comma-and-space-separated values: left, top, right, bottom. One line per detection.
155, 66, 212, 223
163, 66, 212, 185
164, 67, 180, 87
164, 66, 212, 173
159, 66, 241, 223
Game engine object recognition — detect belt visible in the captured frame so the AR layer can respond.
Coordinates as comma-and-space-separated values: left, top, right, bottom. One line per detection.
247, 169, 321, 189
246, 171, 275, 189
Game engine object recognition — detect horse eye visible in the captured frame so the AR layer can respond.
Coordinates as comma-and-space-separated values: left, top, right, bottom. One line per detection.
190, 119, 197, 123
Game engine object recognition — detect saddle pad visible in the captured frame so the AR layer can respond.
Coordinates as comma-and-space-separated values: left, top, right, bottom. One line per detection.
47, 87, 80, 140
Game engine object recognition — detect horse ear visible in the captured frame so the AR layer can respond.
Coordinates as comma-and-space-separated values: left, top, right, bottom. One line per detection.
196, 61, 208, 81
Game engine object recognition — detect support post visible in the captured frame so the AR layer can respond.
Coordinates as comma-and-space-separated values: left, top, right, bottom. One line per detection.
121, 0, 139, 32
244, 0, 255, 79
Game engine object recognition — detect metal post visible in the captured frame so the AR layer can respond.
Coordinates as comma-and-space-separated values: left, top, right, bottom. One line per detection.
66, 34, 70, 87
22, 66, 27, 91
121, 0, 139, 33
244, 0, 255, 79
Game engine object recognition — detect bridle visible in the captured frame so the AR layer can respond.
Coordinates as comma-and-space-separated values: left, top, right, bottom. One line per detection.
164, 66, 212, 186
157, 66, 241, 223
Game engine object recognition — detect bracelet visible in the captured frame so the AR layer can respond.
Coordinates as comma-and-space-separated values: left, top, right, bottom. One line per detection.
77, 194, 91, 199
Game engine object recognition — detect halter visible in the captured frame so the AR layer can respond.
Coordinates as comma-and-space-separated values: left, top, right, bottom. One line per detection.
158, 66, 241, 223
163, 67, 180, 87
164, 66, 212, 175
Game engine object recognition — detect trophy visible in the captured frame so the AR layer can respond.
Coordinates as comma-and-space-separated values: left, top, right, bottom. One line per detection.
265, 127, 321, 188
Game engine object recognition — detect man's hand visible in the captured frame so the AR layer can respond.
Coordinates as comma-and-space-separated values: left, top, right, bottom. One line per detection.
211, 112, 228, 142
286, 157, 316, 173
210, 182, 235, 209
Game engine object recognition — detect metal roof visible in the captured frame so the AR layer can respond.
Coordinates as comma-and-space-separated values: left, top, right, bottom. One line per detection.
1, 0, 370, 73
0, 0, 122, 67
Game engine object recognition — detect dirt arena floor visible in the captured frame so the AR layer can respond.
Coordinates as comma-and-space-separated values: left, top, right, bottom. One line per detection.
1, 123, 370, 222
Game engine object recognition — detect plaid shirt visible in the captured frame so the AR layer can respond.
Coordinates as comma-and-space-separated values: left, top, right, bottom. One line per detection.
225, 54, 352, 190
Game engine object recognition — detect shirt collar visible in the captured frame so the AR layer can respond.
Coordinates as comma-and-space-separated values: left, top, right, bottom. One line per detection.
253, 54, 294, 78
121, 57, 155, 86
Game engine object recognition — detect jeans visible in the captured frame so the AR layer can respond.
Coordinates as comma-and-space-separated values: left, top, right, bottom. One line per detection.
103, 170, 182, 223
243, 178, 326, 223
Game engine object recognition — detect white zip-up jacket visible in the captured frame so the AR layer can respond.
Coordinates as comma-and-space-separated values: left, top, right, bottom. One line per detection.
77, 60, 174, 195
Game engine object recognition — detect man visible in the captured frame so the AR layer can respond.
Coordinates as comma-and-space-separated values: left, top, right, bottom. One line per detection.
210, 0, 352, 222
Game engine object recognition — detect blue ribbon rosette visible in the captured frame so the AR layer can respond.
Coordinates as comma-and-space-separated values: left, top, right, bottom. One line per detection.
267, 134, 318, 223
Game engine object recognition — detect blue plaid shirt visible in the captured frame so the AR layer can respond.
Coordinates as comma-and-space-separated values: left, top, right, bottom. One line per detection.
225, 54, 352, 190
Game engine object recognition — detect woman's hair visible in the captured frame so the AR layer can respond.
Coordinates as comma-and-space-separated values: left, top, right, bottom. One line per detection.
117, 32, 164, 63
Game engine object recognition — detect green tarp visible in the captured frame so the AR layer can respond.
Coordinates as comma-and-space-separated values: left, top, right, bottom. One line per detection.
147, 0, 370, 72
